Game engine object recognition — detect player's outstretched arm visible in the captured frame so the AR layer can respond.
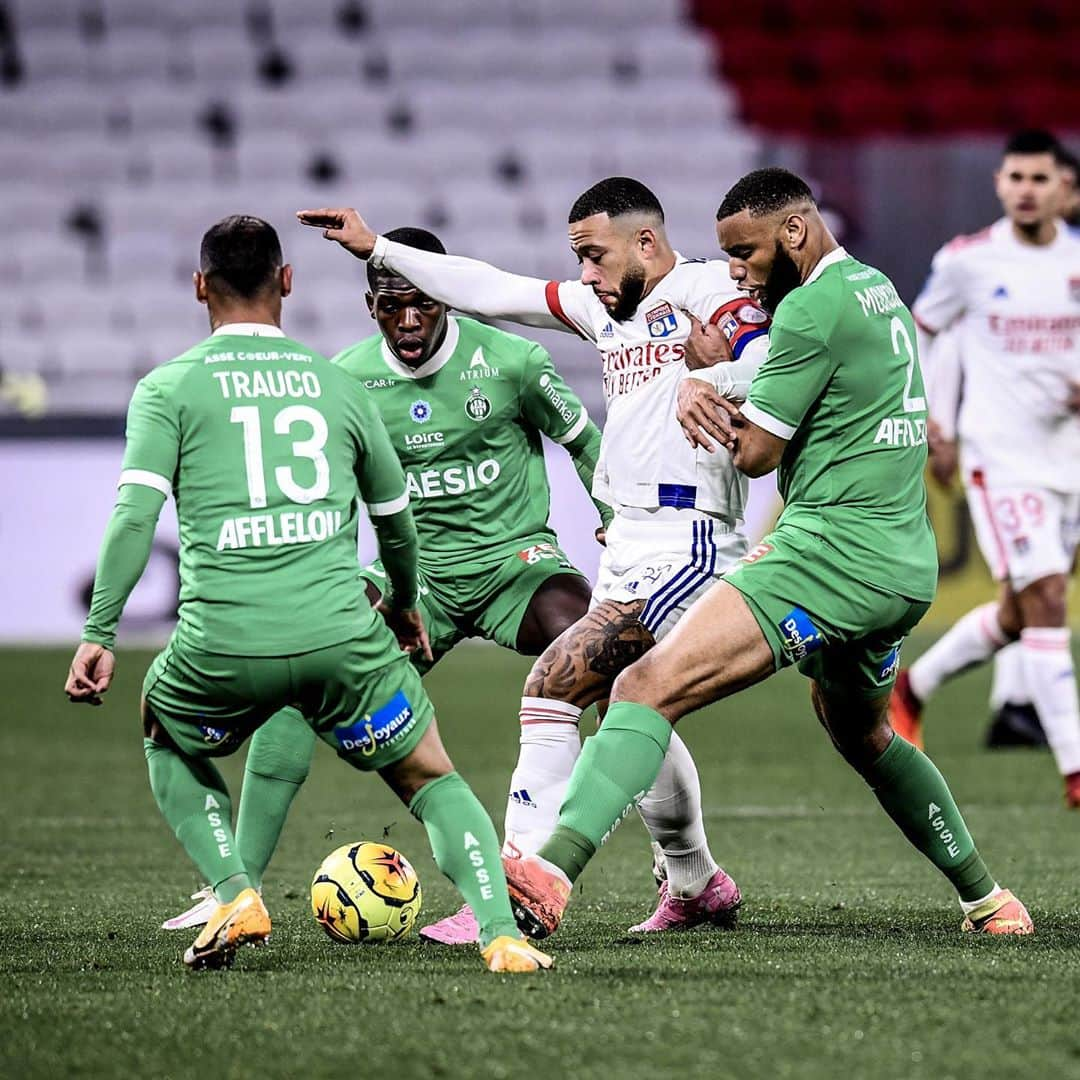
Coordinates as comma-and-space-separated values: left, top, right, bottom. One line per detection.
68, 482, 167, 704
297, 206, 567, 332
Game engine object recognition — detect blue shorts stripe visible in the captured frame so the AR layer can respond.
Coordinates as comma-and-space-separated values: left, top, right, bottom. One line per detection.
641, 521, 719, 635
644, 521, 718, 633
640, 521, 701, 628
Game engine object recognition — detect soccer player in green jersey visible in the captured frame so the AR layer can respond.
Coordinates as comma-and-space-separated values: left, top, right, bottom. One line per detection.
63, 215, 551, 973
500, 169, 1034, 940
165, 226, 605, 946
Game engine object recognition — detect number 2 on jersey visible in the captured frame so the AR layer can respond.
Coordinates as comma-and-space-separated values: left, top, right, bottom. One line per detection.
891, 316, 926, 414
230, 405, 330, 508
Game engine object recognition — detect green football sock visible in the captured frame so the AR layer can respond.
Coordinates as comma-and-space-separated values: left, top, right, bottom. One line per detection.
408, 772, 519, 947
865, 734, 996, 902
144, 739, 252, 903
537, 701, 673, 884
236, 707, 316, 889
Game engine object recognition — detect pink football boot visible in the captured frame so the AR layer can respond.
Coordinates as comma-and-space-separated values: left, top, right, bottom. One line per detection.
418, 905, 480, 945
628, 868, 742, 933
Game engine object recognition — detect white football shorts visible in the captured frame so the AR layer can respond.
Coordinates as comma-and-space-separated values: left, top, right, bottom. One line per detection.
965, 471, 1080, 591
590, 510, 747, 641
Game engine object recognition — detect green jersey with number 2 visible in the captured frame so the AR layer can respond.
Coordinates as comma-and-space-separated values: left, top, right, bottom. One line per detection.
739, 249, 937, 601
118, 327, 409, 656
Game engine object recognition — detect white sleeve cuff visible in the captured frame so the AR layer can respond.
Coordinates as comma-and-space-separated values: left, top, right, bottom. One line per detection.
740, 401, 797, 440
552, 408, 590, 445
118, 469, 171, 495
367, 490, 409, 517
370, 234, 390, 268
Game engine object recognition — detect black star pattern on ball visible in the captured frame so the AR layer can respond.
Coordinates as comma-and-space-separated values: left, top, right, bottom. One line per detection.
373, 849, 407, 879
315, 897, 342, 932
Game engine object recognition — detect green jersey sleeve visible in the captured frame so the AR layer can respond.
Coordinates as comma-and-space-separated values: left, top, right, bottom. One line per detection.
354, 393, 409, 518
518, 345, 611, 527
119, 376, 181, 493
741, 297, 837, 441
352, 393, 420, 607
82, 483, 166, 648
518, 344, 590, 445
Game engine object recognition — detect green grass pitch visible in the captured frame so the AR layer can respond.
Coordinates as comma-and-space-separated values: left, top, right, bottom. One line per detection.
2, 642, 1078, 1079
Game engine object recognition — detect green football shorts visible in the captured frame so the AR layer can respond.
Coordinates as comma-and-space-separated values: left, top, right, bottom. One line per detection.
142, 628, 434, 771
723, 524, 933, 701
359, 532, 585, 672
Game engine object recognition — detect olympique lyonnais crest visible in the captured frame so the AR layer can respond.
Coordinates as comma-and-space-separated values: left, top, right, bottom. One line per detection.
465, 387, 491, 422
1070, 277, 1080, 303
646, 301, 679, 338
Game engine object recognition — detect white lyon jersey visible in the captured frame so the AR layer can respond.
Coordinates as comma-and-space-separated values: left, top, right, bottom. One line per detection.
914, 217, 1080, 492
544, 258, 770, 517
369, 235, 771, 522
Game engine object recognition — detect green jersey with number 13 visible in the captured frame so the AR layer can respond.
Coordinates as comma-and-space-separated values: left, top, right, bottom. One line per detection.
740, 249, 937, 601
117, 325, 409, 656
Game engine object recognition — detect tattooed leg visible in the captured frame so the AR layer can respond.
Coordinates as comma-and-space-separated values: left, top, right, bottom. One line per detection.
522, 600, 654, 707
509, 601, 726, 907
502, 602, 659, 859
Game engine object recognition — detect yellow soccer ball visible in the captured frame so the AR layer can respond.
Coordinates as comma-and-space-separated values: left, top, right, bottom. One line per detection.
311, 841, 423, 944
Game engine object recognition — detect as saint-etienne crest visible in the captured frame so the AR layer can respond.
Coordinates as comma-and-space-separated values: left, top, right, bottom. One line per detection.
464, 387, 491, 422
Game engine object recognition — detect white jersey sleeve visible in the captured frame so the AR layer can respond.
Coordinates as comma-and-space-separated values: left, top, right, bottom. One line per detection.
546, 280, 597, 341
370, 236, 569, 333
922, 324, 964, 440
912, 243, 967, 334
682, 333, 768, 402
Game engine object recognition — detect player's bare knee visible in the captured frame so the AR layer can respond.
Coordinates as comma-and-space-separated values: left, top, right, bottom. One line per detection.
812, 684, 890, 772
1018, 574, 1068, 627
609, 652, 663, 708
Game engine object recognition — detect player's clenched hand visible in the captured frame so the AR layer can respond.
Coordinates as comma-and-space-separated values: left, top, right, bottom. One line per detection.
681, 312, 733, 370
677, 379, 738, 453
926, 419, 958, 488
65, 642, 115, 706
385, 606, 434, 663
295, 207, 377, 260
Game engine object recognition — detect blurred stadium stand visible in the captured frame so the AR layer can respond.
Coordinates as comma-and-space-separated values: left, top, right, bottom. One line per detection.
0, 0, 755, 416
1, 0, 1077, 418
695, 0, 1080, 135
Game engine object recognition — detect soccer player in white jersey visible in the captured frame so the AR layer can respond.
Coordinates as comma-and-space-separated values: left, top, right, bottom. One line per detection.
300, 178, 771, 939
889, 130, 1080, 806
925, 328, 1047, 749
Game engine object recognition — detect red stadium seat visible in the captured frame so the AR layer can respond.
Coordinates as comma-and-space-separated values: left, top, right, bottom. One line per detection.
912, 78, 1004, 133
818, 79, 911, 136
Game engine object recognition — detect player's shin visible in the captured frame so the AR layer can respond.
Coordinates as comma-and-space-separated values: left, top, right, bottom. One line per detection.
235, 707, 316, 888
1019, 628, 1080, 778
536, 701, 672, 884
990, 642, 1030, 709
144, 739, 253, 903
408, 772, 519, 947
502, 698, 582, 858
865, 734, 996, 902
636, 731, 720, 898
907, 602, 1009, 703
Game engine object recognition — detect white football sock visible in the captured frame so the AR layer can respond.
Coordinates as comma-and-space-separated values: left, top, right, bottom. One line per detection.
637, 730, 719, 899
1020, 628, 1080, 776
908, 602, 1009, 703
502, 697, 581, 859
989, 641, 1030, 708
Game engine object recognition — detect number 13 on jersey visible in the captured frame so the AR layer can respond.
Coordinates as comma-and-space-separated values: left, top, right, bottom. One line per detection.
230, 404, 331, 508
